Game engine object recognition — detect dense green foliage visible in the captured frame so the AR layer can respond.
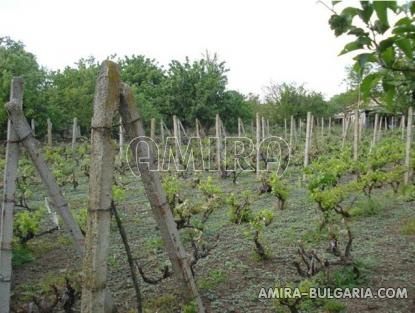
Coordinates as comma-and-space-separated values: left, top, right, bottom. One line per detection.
329, 0, 415, 111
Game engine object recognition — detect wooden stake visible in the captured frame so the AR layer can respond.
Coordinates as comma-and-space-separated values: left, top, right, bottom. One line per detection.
119, 117, 124, 158
72, 117, 77, 149
160, 119, 165, 144
31, 118, 35, 136
404, 107, 413, 185
47, 118, 52, 147
173, 115, 179, 158
353, 109, 359, 161
196, 118, 200, 137
216, 114, 221, 172
289, 115, 294, 147
370, 113, 378, 152
150, 118, 155, 140
256, 113, 261, 178
304, 112, 311, 170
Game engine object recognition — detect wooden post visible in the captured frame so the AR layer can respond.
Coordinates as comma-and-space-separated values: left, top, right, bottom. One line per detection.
196, 118, 200, 137
267, 119, 270, 137
160, 119, 165, 144
119, 83, 205, 312
256, 113, 261, 178
309, 115, 314, 144
289, 115, 294, 147
0, 78, 23, 313
370, 113, 378, 152
284, 118, 287, 139
328, 117, 332, 134
401, 115, 406, 140
377, 116, 382, 142
321, 117, 324, 139
119, 117, 124, 158
304, 112, 311, 173
342, 115, 350, 149
31, 118, 35, 136
72, 117, 77, 149
216, 114, 221, 172
299, 119, 302, 138
150, 118, 155, 140
404, 107, 413, 185
173, 115, 179, 158
261, 116, 265, 139
47, 118, 52, 147
238, 117, 241, 137
353, 109, 359, 161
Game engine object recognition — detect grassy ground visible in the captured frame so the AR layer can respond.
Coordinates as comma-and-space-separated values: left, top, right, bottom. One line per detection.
8, 160, 415, 313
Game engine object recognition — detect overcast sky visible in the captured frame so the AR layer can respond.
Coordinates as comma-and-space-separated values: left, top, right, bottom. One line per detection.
1, 0, 355, 99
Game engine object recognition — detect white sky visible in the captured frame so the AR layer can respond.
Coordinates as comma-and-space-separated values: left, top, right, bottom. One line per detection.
0, 0, 355, 99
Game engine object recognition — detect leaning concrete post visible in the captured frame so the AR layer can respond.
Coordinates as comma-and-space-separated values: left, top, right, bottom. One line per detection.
47, 118, 52, 147
5, 79, 117, 313
119, 83, 205, 312
404, 107, 413, 185
72, 117, 78, 149
0, 77, 23, 313
81, 61, 120, 313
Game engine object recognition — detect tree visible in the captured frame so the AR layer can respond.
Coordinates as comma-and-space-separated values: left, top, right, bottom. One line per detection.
328, 0, 415, 109
119, 55, 166, 124
44, 57, 99, 134
163, 53, 228, 129
262, 82, 328, 122
0, 37, 45, 137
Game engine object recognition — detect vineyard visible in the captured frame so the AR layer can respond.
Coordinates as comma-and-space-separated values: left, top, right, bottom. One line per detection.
1, 1, 415, 313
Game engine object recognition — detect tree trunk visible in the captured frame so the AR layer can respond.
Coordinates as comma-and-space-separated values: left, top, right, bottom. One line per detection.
404, 107, 413, 185
119, 83, 205, 312
0, 77, 23, 313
